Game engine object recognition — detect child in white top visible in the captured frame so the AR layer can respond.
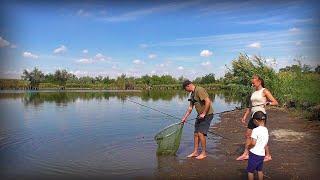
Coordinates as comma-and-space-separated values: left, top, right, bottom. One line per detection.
247, 111, 269, 180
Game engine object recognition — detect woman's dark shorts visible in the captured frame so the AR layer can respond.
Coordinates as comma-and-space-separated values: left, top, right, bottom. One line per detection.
194, 114, 214, 136
247, 113, 267, 129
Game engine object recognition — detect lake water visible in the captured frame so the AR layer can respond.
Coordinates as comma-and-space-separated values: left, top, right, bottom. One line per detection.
0, 90, 241, 179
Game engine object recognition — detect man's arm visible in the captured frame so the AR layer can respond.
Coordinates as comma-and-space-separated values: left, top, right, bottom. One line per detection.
181, 102, 193, 123
199, 97, 211, 118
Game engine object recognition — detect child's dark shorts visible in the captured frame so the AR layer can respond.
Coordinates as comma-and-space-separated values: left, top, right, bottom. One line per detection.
247, 151, 264, 173
194, 114, 213, 136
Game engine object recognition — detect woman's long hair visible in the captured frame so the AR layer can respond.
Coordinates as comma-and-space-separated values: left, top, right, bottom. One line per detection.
253, 75, 265, 88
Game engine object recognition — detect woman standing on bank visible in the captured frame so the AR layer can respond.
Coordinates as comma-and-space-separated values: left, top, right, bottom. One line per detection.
236, 75, 278, 162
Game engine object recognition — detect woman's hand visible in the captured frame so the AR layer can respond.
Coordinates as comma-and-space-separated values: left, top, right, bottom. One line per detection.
241, 117, 246, 124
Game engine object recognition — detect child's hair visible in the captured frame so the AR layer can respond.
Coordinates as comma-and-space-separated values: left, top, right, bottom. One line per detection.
252, 111, 266, 121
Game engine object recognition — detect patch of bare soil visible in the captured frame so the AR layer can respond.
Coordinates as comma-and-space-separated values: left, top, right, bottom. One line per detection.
154, 107, 320, 179
211, 107, 320, 179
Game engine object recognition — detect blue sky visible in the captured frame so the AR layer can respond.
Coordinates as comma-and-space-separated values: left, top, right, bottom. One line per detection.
0, 0, 319, 79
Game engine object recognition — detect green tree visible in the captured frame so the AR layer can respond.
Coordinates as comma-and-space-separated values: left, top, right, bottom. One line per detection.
54, 69, 70, 87
141, 75, 151, 85
315, 65, 320, 74
95, 75, 103, 83
178, 76, 186, 83
302, 64, 312, 73
279, 65, 302, 72
200, 73, 215, 84
43, 73, 55, 83
116, 74, 126, 89
21, 67, 45, 88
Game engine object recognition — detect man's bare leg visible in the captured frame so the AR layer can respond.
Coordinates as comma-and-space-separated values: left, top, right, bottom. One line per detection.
196, 132, 207, 160
187, 133, 199, 157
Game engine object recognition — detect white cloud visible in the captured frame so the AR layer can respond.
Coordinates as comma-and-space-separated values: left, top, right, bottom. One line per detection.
10, 44, 17, 48
101, 1, 198, 22
22, 52, 39, 59
200, 50, 213, 57
266, 58, 278, 67
289, 27, 300, 33
149, 29, 305, 50
82, 49, 88, 53
133, 59, 145, 65
201, 61, 211, 66
95, 53, 112, 62
177, 66, 184, 70
76, 53, 112, 64
69, 70, 89, 77
156, 61, 171, 68
53, 45, 67, 54
295, 41, 302, 46
0, 37, 10, 47
95, 53, 106, 61
148, 54, 157, 59
76, 58, 92, 64
248, 42, 261, 48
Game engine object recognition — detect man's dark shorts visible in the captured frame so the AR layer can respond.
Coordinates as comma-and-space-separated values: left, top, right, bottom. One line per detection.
247, 113, 267, 129
247, 151, 264, 173
194, 114, 213, 136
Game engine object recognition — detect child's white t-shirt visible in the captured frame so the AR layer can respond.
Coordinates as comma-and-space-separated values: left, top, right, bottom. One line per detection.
250, 126, 269, 156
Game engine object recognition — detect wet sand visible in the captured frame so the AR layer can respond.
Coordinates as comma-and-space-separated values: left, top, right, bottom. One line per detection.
155, 107, 320, 179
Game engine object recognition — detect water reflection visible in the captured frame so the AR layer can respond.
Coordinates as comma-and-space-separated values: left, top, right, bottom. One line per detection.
0, 90, 243, 178
0, 90, 245, 107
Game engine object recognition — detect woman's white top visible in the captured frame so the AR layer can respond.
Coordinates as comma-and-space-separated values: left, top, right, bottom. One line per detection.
250, 88, 267, 115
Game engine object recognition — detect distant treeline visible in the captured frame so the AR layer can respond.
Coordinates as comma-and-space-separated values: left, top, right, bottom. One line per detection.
1, 53, 320, 113
1, 67, 217, 90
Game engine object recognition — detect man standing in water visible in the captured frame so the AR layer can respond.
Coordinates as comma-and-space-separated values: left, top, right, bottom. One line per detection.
181, 80, 214, 160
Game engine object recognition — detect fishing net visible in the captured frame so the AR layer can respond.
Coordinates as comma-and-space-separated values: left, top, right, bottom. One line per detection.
154, 122, 184, 155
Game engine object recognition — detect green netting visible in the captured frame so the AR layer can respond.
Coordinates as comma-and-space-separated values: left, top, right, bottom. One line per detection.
154, 122, 184, 155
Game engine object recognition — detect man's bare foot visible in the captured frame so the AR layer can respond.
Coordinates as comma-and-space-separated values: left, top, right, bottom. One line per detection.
236, 154, 249, 161
187, 152, 199, 158
196, 153, 207, 160
264, 155, 272, 162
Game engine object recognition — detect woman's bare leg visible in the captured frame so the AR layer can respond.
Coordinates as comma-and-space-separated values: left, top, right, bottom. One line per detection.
236, 128, 252, 160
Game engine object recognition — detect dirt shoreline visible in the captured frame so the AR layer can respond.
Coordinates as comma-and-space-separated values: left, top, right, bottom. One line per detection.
154, 107, 320, 179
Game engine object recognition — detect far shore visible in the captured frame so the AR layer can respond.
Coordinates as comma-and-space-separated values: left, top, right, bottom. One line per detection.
0, 89, 142, 93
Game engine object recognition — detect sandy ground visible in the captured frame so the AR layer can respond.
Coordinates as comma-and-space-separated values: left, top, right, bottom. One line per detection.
154, 107, 320, 179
